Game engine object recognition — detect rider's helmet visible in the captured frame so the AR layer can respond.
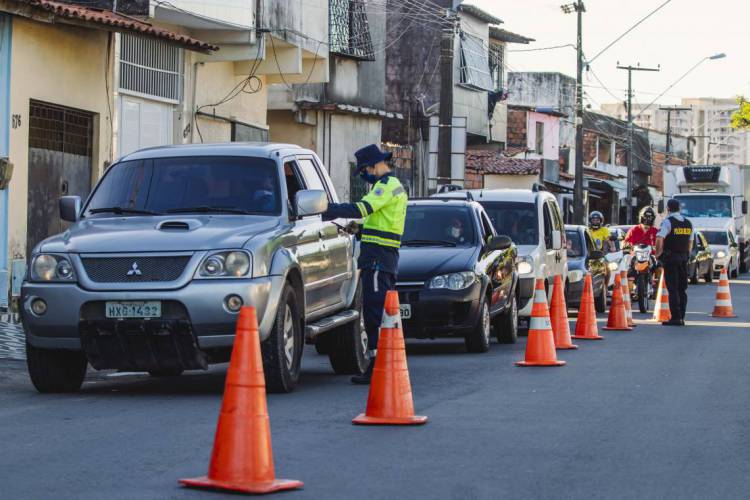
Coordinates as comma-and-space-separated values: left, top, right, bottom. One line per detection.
639, 206, 656, 227
588, 211, 604, 229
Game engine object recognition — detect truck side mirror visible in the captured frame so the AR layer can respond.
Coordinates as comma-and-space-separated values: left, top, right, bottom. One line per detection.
487, 235, 513, 251
658, 199, 665, 213
295, 190, 328, 217
552, 230, 562, 250
743, 200, 748, 215
59, 196, 81, 222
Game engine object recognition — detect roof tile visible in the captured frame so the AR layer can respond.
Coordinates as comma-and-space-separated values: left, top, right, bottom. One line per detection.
466, 150, 541, 175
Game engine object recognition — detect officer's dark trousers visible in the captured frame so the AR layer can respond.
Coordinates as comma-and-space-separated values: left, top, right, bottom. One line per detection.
663, 256, 688, 320
361, 268, 395, 352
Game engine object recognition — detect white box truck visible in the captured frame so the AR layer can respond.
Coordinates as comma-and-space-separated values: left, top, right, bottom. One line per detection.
662, 165, 749, 273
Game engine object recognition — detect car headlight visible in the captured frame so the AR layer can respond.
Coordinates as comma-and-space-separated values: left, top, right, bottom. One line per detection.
608, 262, 619, 272
197, 251, 252, 278
31, 254, 76, 282
568, 270, 584, 283
716, 251, 726, 259
516, 255, 534, 276
429, 271, 477, 290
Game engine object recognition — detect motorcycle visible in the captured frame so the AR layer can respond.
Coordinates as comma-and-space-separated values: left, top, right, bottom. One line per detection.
629, 244, 656, 313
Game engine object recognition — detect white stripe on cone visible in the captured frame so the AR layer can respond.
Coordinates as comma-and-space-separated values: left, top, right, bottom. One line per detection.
530, 316, 552, 331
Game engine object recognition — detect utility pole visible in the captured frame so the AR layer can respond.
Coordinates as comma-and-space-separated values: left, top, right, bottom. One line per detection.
437, 12, 457, 188
659, 105, 691, 162
617, 63, 660, 224
562, 1, 586, 224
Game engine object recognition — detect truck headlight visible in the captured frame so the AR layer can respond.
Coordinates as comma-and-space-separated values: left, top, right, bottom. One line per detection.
429, 272, 476, 290
568, 270, 584, 283
31, 254, 76, 282
197, 251, 252, 278
608, 262, 619, 272
516, 255, 534, 276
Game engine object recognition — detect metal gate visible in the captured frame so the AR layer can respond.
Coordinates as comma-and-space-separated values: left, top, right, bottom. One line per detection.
27, 101, 93, 257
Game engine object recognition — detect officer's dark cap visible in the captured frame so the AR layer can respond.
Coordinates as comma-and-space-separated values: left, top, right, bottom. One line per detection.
667, 199, 681, 212
354, 144, 392, 172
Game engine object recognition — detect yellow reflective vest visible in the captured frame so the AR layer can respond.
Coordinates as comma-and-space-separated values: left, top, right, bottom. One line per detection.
355, 176, 408, 248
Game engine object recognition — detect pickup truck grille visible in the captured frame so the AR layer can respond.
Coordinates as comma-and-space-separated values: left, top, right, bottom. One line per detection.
81, 256, 192, 283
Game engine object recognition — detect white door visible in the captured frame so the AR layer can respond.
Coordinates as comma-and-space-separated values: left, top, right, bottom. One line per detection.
119, 96, 174, 157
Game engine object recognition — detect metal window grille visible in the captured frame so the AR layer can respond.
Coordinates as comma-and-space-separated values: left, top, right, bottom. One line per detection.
330, 0, 375, 61
119, 34, 183, 103
459, 33, 493, 91
29, 100, 93, 156
489, 44, 504, 90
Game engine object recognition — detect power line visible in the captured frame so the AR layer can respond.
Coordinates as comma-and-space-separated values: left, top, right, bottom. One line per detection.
587, 0, 675, 65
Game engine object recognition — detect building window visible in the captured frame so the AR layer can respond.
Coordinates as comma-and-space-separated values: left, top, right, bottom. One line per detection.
119, 34, 183, 103
329, 0, 374, 60
231, 122, 269, 142
535, 122, 544, 154
459, 32, 493, 91
489, 43, 504, 90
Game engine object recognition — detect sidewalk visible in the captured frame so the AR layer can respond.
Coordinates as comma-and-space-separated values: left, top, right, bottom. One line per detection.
0, 314, 25, 361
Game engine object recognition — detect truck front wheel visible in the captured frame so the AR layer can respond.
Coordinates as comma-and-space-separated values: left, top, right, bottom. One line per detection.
262, 284, 303, 393
328, 282, 368, 375
26, 343, 87, 393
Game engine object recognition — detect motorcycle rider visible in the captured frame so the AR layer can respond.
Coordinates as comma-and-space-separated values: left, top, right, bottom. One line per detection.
588, 211, 614, 252
624, 206, 659, 249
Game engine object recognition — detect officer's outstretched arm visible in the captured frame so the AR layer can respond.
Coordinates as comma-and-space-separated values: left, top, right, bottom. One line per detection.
322, 202, 361, 221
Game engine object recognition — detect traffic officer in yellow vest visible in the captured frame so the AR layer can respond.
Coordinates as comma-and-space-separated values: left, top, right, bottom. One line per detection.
655, 198, 693, 326
323, 144, 407, 384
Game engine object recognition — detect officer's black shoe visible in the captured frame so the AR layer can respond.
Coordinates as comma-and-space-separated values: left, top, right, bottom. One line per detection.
661, 319, 684, 326
351, 357, 375, 385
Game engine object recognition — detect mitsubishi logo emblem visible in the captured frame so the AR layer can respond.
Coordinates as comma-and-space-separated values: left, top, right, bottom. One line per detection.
126, 262, 142, 277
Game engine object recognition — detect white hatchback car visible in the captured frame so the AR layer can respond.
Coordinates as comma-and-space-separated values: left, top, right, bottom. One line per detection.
700, 226, 740, 278
449, 188, 568, 322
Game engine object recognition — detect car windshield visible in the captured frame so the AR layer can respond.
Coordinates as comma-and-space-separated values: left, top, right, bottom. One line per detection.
674, 195, 731, 218
703, 231, 728, 245
479, 201, 538, 246
84, 156, 281, 217
565, 230, 583, 257
402, 205, 476, 247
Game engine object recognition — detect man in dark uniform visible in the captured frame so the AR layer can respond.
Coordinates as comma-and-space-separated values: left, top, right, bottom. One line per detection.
322, 144, 407, 384
655, 199, 693, 326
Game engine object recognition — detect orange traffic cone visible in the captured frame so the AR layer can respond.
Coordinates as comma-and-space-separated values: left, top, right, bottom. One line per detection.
516, 278, 566, 366
652, 270, 671, 322
620, 270, 636, 328
711, 268, 737, 318
572, 273, 603, 340
180, 307, 303, 494
603, 273, 633, 331
549, 274, 578, 349
353, 291, 427, 425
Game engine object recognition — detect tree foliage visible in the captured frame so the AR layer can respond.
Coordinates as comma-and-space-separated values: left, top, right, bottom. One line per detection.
731, 96, 750, 130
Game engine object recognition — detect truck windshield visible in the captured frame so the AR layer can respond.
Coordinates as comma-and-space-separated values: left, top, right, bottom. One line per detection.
84, 157, 281, 217
479, 201, 538, 246
674, 195, 731, 218
702, 231, 728, 245
402, 205, 476, 247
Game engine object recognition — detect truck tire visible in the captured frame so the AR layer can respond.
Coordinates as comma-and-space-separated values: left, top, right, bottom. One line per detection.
262, 284, 303, 393
465, 298, 490, 353
493, 294, 518, 344
26, 343, 87, 393
328, 283, 368, 375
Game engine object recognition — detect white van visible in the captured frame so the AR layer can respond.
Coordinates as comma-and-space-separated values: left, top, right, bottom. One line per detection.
435, 188, 568, 322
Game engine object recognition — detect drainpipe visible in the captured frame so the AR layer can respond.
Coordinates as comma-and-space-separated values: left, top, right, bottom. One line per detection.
190, 61, 202, 143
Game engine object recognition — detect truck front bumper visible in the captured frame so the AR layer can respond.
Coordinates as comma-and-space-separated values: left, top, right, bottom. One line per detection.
21, 276, 283, 358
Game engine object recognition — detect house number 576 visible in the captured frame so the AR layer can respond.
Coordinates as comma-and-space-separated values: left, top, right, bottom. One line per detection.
11, 114, 21, 129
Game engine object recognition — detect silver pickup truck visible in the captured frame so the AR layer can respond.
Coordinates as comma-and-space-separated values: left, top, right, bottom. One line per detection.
21, 143, 366, 393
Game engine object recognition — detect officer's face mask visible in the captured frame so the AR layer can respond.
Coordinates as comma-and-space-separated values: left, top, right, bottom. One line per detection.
359, 168, 379, 184
451, 227, 462, 238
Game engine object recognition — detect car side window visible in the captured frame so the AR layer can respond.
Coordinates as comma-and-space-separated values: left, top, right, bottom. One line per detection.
542, 202, 553, 245
284, 161, 305, 207
700, 234, 709, 249
728, 231, 736, 245
480, 210, 495, 241
296, 157, 332, 202
549, 200, 564, 232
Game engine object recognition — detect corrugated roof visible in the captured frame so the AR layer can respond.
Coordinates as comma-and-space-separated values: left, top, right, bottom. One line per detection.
489, 26, 534, 44
7, 0, 217, 52
458, 4, 502, 25
466, 150, 541, 175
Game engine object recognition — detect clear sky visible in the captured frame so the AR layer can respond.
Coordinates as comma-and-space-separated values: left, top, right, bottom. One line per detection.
471, 0, 747, 109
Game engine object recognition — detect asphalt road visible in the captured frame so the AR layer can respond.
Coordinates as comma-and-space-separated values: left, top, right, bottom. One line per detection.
2, 277, 750, 500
